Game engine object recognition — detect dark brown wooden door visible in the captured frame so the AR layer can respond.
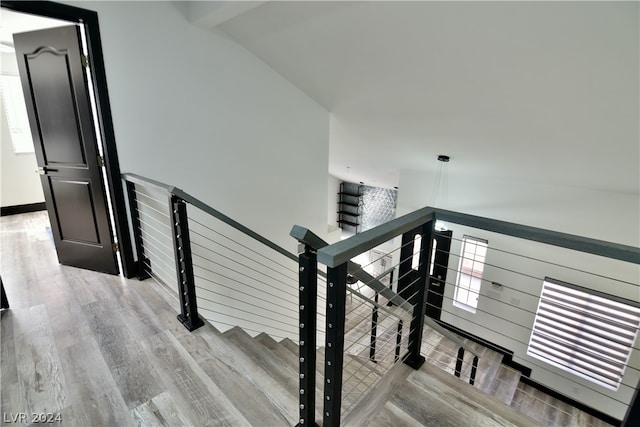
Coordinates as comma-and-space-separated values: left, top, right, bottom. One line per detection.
14, 25, 118, 274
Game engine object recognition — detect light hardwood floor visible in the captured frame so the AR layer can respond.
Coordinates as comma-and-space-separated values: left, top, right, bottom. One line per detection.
0, 212, 615, 426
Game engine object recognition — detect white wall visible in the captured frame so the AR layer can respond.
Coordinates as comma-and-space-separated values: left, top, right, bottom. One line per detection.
67, 1, 330, 253
0, 52, 45, 208
398, 168, 639, 246
397, 168, 640, 419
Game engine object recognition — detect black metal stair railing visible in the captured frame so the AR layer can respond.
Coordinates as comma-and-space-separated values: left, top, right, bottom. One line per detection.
123, 173, 639, 426
122, 173, 307, 339
291, 223, 438, 426
294, 205, 638, 427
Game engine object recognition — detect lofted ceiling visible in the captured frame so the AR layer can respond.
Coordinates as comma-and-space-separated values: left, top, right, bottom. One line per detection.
201, 0, 638, 194
2, 3, 638, 195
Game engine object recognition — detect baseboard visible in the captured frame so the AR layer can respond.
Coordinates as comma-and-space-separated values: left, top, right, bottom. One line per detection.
520, 377, 621, 426
1, 202, 46, 216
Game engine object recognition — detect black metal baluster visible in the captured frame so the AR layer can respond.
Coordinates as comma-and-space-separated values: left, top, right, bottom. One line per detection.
395, 320, 403, 363
323, 262, 348, 427
125, 180, 150, 280
470, 355, 479, 385
403, 220, 434, 369
297, 245, 318, 427
171, 195, 204, 331
369, 292, 379, 362
455, 347, 465, 378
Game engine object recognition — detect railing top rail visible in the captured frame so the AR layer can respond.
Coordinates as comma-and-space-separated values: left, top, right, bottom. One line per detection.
122, 172, 178, 194
315, 207, 438, 267
314, 207, 640, 268
435, 209, 640, 265
122, 172, 299, 264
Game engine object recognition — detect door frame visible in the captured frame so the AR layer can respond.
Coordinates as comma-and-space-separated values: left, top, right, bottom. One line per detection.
1, 0, 136, 277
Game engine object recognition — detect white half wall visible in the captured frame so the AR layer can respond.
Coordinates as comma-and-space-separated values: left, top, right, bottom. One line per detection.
67, 1, 330, 252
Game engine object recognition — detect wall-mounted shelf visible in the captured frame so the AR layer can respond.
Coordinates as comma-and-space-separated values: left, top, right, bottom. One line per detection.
338, 182, 363, 233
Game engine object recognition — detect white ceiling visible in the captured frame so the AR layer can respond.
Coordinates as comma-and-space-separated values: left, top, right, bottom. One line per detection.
210, 1, 638, 194
2, 3, 638, 195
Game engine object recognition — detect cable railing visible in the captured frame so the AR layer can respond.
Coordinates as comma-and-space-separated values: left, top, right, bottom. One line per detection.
123, 173, 305, 334
292, 206, 638, 427
292, 222, 445, 427
123, 173, 638, 426
416, 228, 640, 426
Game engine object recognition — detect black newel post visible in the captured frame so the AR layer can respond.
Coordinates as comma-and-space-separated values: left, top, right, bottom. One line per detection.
296, 245, 319, 427
323, 262, 348, 427
171, 195, 204, 331
403, 220, 434, 369
125, 180, 150, 280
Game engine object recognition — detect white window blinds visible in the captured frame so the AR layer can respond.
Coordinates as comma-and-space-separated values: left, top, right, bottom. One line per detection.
527, 278, 640, 391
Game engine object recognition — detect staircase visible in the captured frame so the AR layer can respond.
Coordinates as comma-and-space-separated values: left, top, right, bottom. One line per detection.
161, 308, 537, 427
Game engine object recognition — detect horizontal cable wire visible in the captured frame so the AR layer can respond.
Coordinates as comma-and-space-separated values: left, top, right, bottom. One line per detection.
425, 256, 640, 344
189, 228, 298, 283
444, 233, 639, 288
196, 290, 297, 325
191, 239, 298, 289
425, 278, 640, 353
433, 243, 639, 311
132, 188, 170, 206
425, 292, 640, 380
188, 215, 298, 276
137, 216, 173, 241
142, 261, 174, 290
138, 237, 176, 272
192, 256, 297, 300
138, 225, 175, 254
193, 274, 298, 317
139, 245, 176, 279
134, 196, 171, 219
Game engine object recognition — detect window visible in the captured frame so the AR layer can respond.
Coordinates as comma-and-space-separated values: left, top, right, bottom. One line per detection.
527, 278, 640, 391
453, 236, 488, 312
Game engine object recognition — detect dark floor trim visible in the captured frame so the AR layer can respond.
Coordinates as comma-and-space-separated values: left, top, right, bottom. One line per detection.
520, 376, 621, 426
1, 202, 46, 216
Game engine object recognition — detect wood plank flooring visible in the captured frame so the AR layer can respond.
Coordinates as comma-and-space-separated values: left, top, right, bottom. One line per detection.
0, 212, 616, 426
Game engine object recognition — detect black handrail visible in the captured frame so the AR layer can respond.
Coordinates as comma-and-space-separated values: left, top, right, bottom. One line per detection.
316, 207, 640, 268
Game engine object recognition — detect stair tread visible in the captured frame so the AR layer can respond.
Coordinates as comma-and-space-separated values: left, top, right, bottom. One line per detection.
190, 326, 299, 425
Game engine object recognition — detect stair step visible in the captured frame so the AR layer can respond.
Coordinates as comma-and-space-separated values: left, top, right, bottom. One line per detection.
342, 363, 412, 426
361, 362, 540, 427
188, 325, 299, 425
488, 365, 522, 405
224, 327, 300, 397
280, 337, 300, 355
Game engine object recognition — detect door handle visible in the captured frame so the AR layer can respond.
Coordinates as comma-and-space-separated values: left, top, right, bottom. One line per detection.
36, 167, 58, 175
